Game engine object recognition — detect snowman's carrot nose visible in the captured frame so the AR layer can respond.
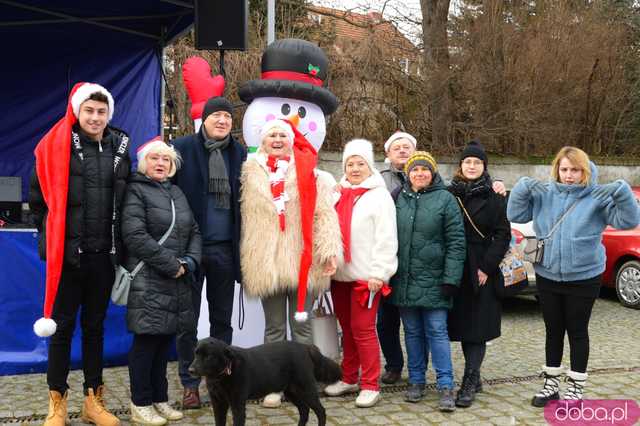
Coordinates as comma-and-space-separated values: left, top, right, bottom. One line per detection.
286, 113, 300, 128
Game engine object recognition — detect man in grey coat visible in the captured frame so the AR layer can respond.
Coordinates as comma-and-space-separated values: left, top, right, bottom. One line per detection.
378, 131, 417, 384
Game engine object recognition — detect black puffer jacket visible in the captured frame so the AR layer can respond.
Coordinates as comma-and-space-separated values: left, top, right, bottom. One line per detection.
29, 126, 131, 267
121, 173, 202, 335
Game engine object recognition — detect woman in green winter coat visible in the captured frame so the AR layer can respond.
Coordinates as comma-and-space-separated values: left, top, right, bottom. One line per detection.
390, 151, 466, 412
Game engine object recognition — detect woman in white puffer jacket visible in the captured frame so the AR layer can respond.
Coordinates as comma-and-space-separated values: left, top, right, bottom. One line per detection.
325, 139, 398, 408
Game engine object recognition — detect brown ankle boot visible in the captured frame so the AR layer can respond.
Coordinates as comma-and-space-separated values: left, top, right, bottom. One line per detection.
81, 385, 120, 426
44, 390, 69, 426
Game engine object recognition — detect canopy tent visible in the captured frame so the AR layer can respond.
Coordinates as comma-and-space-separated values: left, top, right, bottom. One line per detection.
0, 1, 194, 375
0, 0, 195, 199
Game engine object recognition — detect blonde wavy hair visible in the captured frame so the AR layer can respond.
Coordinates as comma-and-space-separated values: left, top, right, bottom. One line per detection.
137, 142, 181, 178
551, 146, 590, 185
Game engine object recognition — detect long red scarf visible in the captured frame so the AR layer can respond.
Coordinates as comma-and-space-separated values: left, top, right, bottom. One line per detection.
335, 187, 369, 263
266, 154, 290, 231
34, 83, 83, 320
283, 120, 317, 321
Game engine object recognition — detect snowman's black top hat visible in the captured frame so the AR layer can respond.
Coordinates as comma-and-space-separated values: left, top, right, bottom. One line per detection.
238, 38, 338, 115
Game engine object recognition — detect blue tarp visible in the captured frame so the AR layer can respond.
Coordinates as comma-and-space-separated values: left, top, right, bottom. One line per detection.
0, 1, 193, 375
0, 230, 139, 375
0, 1, 194, 199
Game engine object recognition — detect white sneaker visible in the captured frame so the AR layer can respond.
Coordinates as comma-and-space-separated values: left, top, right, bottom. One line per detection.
130, 402, 167, 425
355, 390, 381, 408
153, 402, 184, 421
324, 381, 359, 396
262, 392, 282, 408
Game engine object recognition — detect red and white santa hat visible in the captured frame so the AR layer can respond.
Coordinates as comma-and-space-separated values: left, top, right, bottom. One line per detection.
70, 83, 115, 121
136, 136, 166, 164
384, 131, 417, 152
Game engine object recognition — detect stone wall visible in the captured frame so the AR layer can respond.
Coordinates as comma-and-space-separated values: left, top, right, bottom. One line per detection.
318, 151, 640, 188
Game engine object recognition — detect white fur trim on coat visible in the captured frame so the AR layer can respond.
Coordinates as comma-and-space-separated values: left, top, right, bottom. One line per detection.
71, 83, 114, 120
240, 158, 343, 299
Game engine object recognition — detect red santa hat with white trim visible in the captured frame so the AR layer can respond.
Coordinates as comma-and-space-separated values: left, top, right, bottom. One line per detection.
136, 136, 166, 164
70, 83, 114, 120
33, 82, 114, 337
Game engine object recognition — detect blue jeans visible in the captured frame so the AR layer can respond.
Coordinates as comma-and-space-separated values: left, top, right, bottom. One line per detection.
400, 307, 454, 390
377, 299, 405, 373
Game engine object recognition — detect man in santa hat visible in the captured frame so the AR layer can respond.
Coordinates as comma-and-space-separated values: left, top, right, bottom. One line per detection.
29, 82, 130, 426
172, 96, 247, 409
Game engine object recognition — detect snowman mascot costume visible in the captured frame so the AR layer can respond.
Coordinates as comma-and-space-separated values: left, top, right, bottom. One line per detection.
237, 40, 343, 404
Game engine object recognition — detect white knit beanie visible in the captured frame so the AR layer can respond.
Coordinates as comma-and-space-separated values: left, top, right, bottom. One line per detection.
384, 131, 417, 152
342, 139, 375, 172
259, 119, 294, 145
70, 82, 115, 121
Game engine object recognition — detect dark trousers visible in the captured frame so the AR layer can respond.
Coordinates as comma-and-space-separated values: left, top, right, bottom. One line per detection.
47, 253, 114, 394
537, 276, 598, 373
177, 242, 235, 388
128, 334, 173, 406
376, 297, 404, 373
461, 341, 486, 371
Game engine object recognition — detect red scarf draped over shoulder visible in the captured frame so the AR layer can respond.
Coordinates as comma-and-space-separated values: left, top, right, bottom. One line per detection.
335, 186, 369, 263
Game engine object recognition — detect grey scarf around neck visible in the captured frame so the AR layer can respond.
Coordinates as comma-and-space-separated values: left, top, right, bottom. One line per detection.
201, 126, 231, 209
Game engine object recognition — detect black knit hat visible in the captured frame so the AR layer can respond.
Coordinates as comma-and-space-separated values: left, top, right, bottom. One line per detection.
460, 140, 487, 166
202, 96, 233, 122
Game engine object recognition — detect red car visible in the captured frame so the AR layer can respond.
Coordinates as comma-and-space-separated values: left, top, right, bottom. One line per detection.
601, 187, 640, 309
510, 187, 640, 309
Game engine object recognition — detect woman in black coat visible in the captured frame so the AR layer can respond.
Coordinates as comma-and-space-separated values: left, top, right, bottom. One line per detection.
121, 138, 201, 425
447, 141, 511, 409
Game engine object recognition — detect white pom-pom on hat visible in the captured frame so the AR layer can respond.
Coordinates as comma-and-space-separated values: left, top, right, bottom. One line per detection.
294, 311, 309, 323
71, 83, 115, 121
34, 317, 57, 337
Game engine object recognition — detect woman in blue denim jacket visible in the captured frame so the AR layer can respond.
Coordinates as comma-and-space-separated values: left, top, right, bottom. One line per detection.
507, 146, 640, 407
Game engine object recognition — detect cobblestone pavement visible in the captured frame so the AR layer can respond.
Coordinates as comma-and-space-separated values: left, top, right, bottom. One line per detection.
2, 292, 639, 425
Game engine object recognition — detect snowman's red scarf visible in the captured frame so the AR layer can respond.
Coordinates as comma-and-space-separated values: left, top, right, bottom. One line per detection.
283, 119, 317, 319
33, 83, 83, 319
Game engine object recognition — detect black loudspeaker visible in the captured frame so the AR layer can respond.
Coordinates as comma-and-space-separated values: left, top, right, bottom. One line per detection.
195, 0, 248, 50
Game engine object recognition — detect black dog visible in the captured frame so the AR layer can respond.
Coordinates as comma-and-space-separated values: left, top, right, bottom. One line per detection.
189, 337, 342, 426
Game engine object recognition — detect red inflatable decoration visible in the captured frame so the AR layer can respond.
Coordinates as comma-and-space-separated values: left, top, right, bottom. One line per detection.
182, 57, 225, 120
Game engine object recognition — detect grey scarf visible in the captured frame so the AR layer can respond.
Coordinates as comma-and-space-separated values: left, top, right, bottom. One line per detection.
201, 126, 231, 209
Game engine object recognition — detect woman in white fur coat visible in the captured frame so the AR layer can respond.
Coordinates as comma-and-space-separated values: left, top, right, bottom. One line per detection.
324, 139, 399, 408
239, 119, 342, 406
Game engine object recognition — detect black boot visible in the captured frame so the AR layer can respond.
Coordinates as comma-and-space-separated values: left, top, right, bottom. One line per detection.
455, 369, 479, 408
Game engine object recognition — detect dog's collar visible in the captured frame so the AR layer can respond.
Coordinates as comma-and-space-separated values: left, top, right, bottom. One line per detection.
219, 361, 232, 376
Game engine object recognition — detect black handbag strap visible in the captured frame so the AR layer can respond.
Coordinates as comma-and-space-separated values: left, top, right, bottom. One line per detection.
456, 197, 486, 239
543, 200, 579, 240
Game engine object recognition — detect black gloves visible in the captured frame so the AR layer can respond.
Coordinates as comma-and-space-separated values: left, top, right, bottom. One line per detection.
440, 284, 459, 297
